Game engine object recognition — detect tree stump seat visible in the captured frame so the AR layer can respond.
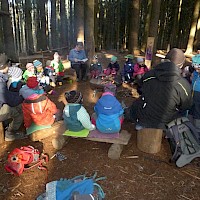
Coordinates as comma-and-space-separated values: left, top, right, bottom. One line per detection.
137, 128, 163, 154
0, 122, 4, 144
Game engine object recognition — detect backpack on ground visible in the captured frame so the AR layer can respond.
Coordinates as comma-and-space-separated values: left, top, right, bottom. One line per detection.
37, 172, 106, 200
166, 117, 200, 167
5, 145, 48, 176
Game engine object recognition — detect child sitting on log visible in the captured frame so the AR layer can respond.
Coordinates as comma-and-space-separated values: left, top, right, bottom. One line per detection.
23, 63, 35, 82
89, 55, 102, 78
63, 90, 95, 132
51, 52, 65, 86
103, 56, 120, 76
121, 54, 135, 83
20, 76, 60, 129
92, 83, 124, 134
7, 66, 25, 92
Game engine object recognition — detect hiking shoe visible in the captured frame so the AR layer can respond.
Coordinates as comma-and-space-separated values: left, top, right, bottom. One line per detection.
5, 131, 27, 142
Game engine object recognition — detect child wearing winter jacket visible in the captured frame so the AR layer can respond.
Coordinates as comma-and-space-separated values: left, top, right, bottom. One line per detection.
21, 76, 59, 128
23, 63, 35, 82
92, 83, 124, 133
51, 52, 65, 85
104, 56, 120, 76
89, 55, 102, 78
121, 54, 135, 83
63, 90, 95, 132
7, 66, 25, 92
133, 57, 149, 81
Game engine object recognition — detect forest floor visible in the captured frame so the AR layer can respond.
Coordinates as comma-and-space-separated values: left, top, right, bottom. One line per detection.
0, 50, 200, 200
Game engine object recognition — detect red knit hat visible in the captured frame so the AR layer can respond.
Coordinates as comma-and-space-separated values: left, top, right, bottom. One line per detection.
27, 77, 38, 88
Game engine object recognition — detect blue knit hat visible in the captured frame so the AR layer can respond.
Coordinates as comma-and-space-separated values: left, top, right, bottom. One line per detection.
33, 60, 42, 68
192, 54, 200, 69
111, 56, 117, 63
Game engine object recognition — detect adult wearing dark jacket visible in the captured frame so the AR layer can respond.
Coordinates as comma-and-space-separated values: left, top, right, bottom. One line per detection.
0, 54, 24, 141
127, 48, 192, 130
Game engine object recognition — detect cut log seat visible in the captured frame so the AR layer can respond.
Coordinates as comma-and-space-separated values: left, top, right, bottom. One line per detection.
137, 128, 163, 154
0, 122, 4, 144
29, 121, 65, 142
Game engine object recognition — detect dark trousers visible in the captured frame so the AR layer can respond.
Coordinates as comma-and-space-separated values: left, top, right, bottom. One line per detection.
72, 63, 87, 80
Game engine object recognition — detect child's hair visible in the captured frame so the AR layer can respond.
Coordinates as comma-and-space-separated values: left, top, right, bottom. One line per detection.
65, 90, 83, 104
46, 60, 51, 66
104, 83, 117, 95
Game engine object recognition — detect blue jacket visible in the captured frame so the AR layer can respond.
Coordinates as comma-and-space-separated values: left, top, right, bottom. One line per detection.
68, 48, 87, 65
0, 72, 23, 108
94, 92, 124, 133
121, 60, 134, 76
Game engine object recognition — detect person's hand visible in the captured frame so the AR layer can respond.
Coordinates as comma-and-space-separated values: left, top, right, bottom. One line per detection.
74, 58, 78, 62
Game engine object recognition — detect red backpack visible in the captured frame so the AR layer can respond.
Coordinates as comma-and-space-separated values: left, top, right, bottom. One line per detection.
5, 145, 48, 176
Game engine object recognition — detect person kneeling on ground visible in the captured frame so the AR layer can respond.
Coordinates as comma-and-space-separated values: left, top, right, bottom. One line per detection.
92, 83, 124, 133
21, 77, 61, 129
63, 90, 95, 132
0, 53, 25, 141
125, 48, 192, 130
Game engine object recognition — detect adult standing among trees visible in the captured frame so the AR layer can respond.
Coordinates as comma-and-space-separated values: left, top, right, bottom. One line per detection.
0, 54, 24, 141
68, 42, 88, 82
125, 48, 192, 130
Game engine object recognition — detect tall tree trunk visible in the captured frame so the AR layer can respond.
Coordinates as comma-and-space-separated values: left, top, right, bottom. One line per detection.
74, 0, 84, 43
25, 0, 34, 54
69, 0, 75, 47
141, 0, 152, 52
85, 0, 95, 64
60, 0, 68, 48
51, 0, 57, 49
185, 0, 200, 54
1, 0, 16, 60
40, 0, 47, 50
129, 0, 140, 54
148, 0, 161, 65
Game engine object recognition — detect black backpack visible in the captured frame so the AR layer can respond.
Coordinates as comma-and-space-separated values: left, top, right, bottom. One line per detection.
166, 117, 200, 167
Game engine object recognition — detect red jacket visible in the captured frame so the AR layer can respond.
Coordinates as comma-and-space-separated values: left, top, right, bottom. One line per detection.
22, 95, 57, 128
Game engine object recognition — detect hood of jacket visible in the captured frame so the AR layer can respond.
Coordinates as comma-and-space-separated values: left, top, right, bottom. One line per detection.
144, 61, 182, 83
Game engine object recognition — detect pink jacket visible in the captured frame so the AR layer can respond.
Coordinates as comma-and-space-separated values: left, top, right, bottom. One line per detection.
133, 63, 149, 77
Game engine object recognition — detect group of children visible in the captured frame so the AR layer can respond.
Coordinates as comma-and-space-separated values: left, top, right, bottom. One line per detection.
89, 54, 149, 84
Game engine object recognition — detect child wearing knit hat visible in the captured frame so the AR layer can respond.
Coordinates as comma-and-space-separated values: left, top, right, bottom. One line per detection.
7, 66, 25, 92
19, 76, 44, 100
63, 90, 95, 132
133, 57, 149, 82
23, 63, 35, 82
104, 56, 120, 76
50, 52, 65, 86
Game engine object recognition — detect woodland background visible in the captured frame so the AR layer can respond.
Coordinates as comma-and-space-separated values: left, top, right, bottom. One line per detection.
0, 0, 199, 63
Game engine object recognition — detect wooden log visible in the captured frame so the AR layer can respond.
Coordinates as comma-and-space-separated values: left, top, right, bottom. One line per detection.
85, 130, 131, 145
29, 121, 66, 142
108, 144, 124, 160
0, 122, 4, 144
137, 128, 163, 154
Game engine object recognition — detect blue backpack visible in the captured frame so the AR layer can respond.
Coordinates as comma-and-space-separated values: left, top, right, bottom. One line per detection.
37, 172, 106, 200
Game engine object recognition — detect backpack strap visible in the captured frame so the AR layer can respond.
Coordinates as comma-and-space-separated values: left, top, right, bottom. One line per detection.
184, 121, 200, 143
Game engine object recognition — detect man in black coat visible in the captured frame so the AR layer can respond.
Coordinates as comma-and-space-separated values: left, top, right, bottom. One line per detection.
0, 54, 24, 141
126, 48, 192, 130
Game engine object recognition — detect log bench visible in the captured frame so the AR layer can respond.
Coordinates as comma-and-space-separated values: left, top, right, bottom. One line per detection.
29, 121, 132, 159
52, 129, 132, 160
